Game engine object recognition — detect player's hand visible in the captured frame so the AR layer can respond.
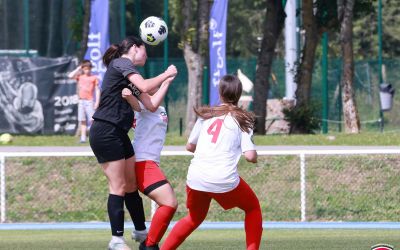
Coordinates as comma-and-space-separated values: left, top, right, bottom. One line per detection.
162, 76, 175, 87
122, 88, 132, 99
165, 65, 177, 77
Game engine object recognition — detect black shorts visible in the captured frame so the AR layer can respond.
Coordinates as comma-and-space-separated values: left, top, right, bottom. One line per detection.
89, 120, 134, 163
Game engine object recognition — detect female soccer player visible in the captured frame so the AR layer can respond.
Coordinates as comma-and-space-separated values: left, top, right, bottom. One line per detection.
122, 85, 177, 250
89, 36, 177, 250
161, 75, 263, 250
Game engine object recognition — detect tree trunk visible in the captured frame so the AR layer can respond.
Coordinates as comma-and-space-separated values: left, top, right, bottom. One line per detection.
184, 44, 203, 135
338, 0, 360, 133
294, 0, 320, 108
78, 0, 91, 61
183, 0, 209, 136
254, 0, 285, 135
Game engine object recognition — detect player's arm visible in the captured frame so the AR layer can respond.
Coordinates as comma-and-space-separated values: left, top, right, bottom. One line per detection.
122, 88, 141, 112
127, 65, 177, 93
94, 79, 100, 109
186, 143, 196, 153
137, 76, 174, 112
244, 150, 257, 163
186, 118, 203, 153
68, 65, 82, 79
242, 130, 257, 163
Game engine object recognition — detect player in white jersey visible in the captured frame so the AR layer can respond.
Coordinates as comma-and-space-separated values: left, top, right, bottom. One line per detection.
122, 84, 177, 250
161, 75, 262, 250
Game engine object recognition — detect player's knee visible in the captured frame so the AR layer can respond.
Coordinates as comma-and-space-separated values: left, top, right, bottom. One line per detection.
110, 182, 127, 196
168, 197, 178, 209
125, 182, 138, 193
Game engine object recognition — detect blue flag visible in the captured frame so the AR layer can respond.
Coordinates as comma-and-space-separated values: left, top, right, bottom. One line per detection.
209, 0, 228, 106
84, 0, 110, 87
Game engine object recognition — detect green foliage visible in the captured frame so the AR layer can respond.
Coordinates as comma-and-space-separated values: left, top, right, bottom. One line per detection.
68, 0, 84, 43
282, 103, 321, 134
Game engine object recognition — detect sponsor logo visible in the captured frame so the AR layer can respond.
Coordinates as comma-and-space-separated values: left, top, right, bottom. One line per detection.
371, 244, 394, 250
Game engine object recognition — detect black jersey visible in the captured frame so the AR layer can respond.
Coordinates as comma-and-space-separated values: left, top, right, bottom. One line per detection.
93, 57, 142, 132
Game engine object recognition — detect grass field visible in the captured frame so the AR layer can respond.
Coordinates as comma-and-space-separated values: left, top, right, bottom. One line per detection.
0, 229, 399, 249
2, 130, 400, 146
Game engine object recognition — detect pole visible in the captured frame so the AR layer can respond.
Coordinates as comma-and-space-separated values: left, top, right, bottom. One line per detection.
202, 66, 209, 105
321, 33, 328, 134
120, 0, 126, 40
134, 0, 142, 34
23, 0, 29, 56
378, 0, 384, 132
284, 0, 297, 100
0, 156, 5, 223
163, 0, 170, 127
300, 153, 306, 222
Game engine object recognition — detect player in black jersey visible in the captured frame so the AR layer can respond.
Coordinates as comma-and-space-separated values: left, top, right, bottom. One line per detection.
89, 36, 177, 250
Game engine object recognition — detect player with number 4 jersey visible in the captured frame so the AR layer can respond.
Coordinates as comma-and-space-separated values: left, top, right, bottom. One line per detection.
161, 75, 263, 250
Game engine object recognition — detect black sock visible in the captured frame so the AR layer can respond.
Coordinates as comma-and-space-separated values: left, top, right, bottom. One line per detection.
108, 194, 125, 236
125, 191, 146, 231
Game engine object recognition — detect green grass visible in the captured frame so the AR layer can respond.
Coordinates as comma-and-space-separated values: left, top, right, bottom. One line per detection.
0, 229, 398, 250
3, 130, 400, 146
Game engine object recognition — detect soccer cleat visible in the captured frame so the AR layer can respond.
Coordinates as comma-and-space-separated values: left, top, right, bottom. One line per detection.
139, 241, 159, 250
131, 229, 147, 243
108, 239, 132, 250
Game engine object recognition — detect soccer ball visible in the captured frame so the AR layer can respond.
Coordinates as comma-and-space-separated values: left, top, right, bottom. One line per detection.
139, 16, 168, 46
0, 133, 13, 145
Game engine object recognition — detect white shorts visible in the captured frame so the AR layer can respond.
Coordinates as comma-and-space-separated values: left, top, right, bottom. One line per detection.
78, 99, 95, 122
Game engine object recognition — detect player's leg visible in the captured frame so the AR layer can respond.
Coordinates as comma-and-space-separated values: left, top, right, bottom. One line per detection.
161, 187, 211, 250
77, 100, 87, 143
124, 149, 147, 241
145, 182, 177, 246
90, 121, 134, 250
135, 161, 177, 248
102, 159, 131, 250
213, 178, 263, 250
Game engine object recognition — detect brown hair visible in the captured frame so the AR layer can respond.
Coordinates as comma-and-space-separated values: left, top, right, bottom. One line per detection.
102, 36, 144, 67
80, 60, 92, 68
194, 75, 255, 133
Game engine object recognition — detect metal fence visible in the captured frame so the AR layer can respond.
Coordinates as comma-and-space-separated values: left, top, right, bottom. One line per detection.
1, 149, 400, 223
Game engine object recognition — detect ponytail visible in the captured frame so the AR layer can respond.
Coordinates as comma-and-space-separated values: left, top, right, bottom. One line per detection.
102, 44, 121, 67
194, 105, 255, 133
194, 74, 255, 132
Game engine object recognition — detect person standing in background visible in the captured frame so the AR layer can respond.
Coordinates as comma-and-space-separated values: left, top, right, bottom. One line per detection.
68, 60, 100, 143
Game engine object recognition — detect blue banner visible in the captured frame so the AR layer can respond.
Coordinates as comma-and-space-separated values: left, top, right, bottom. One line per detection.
84, 0, 109, 87
209, 0, 228, 106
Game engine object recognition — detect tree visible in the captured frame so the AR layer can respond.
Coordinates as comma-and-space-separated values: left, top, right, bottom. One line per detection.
253, 0, 286, 134
287, 1, 338, 134
78, 0, 91, 61
338, 0, 360, 133
173, 0, 209, 135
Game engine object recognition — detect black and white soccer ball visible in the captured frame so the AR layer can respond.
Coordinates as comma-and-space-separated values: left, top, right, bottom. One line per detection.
139, 16, 168, 46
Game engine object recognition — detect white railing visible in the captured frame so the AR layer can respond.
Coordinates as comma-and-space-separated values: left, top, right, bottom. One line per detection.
1, 148, 400, 223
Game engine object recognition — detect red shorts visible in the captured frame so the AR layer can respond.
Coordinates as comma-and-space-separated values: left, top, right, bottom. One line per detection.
135, 160, 168, 195
186, 177, 260, 210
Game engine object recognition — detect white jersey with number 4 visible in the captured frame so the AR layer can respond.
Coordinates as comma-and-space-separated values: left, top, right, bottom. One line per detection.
132, 102, 168, 164
187, 114, 255, 193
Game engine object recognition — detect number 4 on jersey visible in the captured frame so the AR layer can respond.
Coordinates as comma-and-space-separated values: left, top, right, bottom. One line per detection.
207, 118, 223, 143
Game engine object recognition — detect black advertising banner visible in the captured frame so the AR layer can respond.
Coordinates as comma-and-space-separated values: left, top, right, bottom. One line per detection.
0, 57, 79, 135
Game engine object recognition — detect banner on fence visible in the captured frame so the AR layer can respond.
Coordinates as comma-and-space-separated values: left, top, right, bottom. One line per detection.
84, 0, 110, 87
209, 0, 228, 106
0, 57, 78, 135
